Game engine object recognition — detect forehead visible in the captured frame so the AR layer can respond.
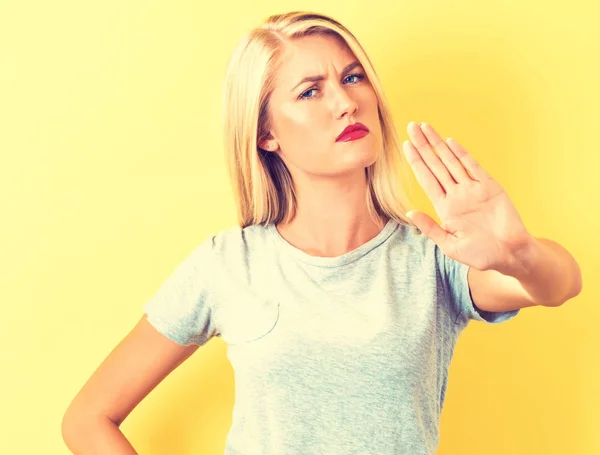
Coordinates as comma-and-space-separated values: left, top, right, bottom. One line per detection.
275, 34, 356, 82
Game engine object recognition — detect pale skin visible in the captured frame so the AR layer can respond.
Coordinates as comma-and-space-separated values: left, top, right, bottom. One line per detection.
261, 32, 582, 310
403, 122, 582, 310
259, 33, 386, 257
62, 35, 384, 452
62, 30, 582, 455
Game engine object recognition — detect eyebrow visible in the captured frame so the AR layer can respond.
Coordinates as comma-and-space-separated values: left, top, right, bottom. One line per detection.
290, 61, 363, 92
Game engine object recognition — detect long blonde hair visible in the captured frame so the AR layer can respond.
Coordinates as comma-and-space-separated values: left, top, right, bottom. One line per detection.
221, 11, 419, 232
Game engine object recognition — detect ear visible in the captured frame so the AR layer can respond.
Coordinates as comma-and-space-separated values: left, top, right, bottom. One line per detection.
258, 134, 279, 153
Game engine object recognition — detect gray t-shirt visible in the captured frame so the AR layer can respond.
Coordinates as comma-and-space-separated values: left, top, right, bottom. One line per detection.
143, 218, 519, 455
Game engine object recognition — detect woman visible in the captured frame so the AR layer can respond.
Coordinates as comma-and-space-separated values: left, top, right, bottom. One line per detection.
62, 11, 582, 455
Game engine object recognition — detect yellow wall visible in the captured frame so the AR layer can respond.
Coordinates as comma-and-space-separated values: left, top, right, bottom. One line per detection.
1, 1, 598, 454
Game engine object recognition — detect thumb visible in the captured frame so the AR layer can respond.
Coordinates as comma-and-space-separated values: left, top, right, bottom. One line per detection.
406, 210, 450, 248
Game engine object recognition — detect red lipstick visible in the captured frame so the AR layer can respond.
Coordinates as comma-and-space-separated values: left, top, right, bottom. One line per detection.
336, 122, 369, 142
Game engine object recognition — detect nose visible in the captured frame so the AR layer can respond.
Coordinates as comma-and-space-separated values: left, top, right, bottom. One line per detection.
331, 82, 359, 119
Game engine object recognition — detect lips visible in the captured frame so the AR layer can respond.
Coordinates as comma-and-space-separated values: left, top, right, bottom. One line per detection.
336, 122, 369, 142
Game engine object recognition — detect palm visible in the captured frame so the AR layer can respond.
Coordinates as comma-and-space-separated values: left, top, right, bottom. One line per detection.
403, 122, 533, 275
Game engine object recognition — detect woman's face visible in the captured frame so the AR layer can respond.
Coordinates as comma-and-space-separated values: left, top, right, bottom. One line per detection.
260, 34, 382, 182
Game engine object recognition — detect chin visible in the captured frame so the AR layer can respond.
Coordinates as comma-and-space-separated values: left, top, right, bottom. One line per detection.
346, 138, 380, 167
338, 153, 378, 175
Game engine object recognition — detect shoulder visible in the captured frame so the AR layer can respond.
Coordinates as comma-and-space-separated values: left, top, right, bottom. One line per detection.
204, 223, 274, 277
209, 222, 271, 253
205, 223, 277, 301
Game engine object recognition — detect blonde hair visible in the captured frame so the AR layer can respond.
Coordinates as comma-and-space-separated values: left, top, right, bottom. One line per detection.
221, 11, 419, 232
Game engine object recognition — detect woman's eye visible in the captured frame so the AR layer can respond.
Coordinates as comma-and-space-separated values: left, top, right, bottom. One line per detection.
299, 88, 317, 100
345, 73, 365, 84
298, 73, 365, 100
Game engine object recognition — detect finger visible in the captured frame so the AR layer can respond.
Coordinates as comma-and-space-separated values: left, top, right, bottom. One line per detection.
445, 137, 490, 182
419, 123, 472, 183
402, 139, 445, 204
409, 210, 452, 249
406, 121, 455, 191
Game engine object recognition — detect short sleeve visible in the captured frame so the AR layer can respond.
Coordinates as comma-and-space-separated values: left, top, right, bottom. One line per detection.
142, 235, 220, 346
436, 245, 520, 325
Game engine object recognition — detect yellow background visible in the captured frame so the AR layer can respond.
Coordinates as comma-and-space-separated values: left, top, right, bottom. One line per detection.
1, 1, 598, 454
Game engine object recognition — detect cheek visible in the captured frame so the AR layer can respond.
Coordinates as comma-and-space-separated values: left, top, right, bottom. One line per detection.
364, 89, 379, 113
278, 109, 328, 148
277, 107, 312, 136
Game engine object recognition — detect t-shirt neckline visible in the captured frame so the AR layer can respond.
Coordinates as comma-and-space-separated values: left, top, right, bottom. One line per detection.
267, 218, 399, 267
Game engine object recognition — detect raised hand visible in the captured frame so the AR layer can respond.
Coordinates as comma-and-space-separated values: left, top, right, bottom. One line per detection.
403, 121, 534, 276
